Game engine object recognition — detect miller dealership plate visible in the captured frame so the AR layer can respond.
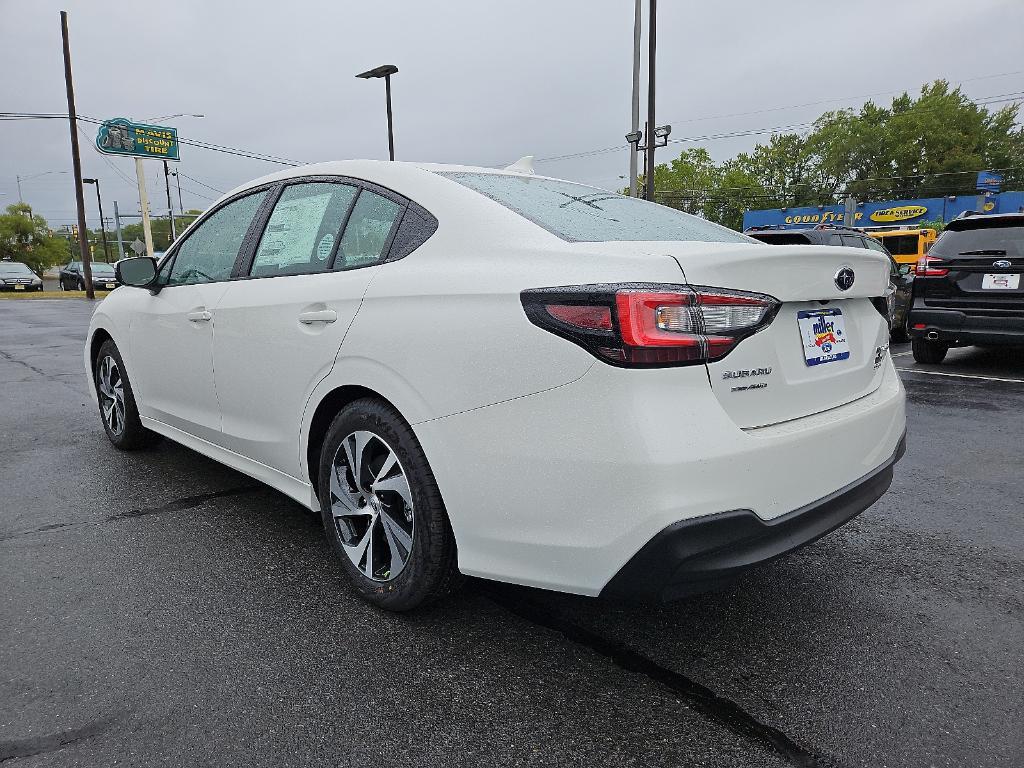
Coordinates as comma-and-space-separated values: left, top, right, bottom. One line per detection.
981, 273, 1020, 290
797, 307, 850, 366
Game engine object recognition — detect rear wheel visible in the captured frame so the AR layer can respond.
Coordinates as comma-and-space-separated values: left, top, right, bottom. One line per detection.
318, 398, 459, 611
912, 337, 949, 364
94, 340, 161, 450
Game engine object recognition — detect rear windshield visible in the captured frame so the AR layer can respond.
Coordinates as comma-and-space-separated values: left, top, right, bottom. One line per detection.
437, 172, 751, 244
0, 262, 32, 275
878, 234, 920, 256
930, 226, 1024, 258
747, 232, 812, 245
89, 263, 116, 274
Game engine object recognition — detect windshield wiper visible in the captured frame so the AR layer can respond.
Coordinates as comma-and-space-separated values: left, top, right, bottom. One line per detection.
958, 249, 1007, 256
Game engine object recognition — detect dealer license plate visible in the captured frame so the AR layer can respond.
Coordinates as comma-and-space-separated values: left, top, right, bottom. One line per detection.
105, 283, 115, 289
14, 284, 25, 291
982, 273, 1020, 290
797, 307, 850, 367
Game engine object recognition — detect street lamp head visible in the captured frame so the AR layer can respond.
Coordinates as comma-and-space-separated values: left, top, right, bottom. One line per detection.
356, 64, 398, 79
82, 178, 97, 184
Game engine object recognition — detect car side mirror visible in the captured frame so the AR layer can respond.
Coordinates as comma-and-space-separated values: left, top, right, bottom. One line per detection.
115, 256, 157, 287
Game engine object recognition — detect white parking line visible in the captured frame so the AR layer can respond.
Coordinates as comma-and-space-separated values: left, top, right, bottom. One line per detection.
895, 367, 1024, 384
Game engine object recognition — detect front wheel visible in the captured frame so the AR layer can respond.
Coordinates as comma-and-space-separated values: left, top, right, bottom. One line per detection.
912, 337, 949, 364
94, 340, 161, 450
318, 398, 460, 611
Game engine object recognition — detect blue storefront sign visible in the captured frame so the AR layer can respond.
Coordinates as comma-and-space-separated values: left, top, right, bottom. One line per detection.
976, 171, 1003, 193
743, 190, 1024, 231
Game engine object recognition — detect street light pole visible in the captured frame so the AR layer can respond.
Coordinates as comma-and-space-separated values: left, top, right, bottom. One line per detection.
644, 0, 657, 201
356, 65, 399, 161
82, 178, 111, 262
628, 0, 642, 197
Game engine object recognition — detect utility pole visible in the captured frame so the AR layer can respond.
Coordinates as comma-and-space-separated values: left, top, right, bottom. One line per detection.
163, 160, 176, 242
628, 0, 642, 197
60, 10, 94, 300
174, 170, 184, 218
844, 195, 857, 227
644, 0, 657, 201
16, 175, 23, 203
135, 158, 154, 258
113, 200, 125, 260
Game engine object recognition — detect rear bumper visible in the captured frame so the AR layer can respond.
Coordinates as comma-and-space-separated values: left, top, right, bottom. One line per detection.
415, 355, 906, 597
601, 432, 906, 602
909, 306, 1024, 346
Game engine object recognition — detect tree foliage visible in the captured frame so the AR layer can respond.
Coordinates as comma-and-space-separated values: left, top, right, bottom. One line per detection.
0, 204, 70, 274
643, 80, 1024, 230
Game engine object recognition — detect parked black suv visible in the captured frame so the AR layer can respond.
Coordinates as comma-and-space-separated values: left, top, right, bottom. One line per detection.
908, 212, 1024, 364
745, 224, 914, 340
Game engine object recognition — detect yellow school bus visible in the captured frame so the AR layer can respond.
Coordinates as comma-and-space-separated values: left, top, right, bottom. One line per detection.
865, 228, 937, 266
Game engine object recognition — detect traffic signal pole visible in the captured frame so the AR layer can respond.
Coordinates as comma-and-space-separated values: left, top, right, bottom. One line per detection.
60, 10, 94, 299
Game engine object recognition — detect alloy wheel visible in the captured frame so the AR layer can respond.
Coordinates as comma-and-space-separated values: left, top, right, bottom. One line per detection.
97, 355, 126, 436
329, 430, 415, 582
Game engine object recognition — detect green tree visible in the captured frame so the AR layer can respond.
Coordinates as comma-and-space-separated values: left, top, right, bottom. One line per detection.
0, 204, 70, 274
642, 79, 1024, 230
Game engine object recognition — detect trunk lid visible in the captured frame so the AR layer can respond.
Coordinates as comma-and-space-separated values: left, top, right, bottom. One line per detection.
672, 242, 891, 428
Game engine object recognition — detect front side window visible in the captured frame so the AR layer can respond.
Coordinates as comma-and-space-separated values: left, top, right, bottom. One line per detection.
250, 183, 358, 277
438, 171, 752, 244
334, 190, 404, 270
166, 190, 268, 286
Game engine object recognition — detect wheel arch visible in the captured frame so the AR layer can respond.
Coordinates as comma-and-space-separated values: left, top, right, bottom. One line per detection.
89, 327, 114, 373
305, 384, 406, 495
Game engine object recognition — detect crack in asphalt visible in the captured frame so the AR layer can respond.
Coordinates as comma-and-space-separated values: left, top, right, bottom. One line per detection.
0, 713, 121, 763
0, 485, 261, 542
0, 348, 49, 378
483, 586, 840, 768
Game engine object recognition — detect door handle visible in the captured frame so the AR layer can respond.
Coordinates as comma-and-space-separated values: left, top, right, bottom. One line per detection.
187, 310, 212, 323
298, 309, 338, 324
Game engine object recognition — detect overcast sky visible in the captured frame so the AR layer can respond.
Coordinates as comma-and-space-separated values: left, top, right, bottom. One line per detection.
2, 0, 1023, 229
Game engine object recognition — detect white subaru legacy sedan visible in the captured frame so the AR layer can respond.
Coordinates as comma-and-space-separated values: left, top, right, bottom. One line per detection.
85, 160, 906, 610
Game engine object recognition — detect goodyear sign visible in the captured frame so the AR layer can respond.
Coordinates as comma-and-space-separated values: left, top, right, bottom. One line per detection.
95, 118, 179, 161
869, 205, 928, 223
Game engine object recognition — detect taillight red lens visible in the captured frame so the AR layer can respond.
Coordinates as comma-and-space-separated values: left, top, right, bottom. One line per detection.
522, 283, 779, 368
916, 256, 949, 277
545, 304, 612, 331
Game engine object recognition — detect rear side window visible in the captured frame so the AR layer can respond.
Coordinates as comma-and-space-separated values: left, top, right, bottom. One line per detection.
251, 183, 358, 277
841, 234, 865, 248
864, 237, 889, 255
166, 191, 268, 285
438, 172, 751, 244
930, 225, 1024, 258
334, 190, 404, 270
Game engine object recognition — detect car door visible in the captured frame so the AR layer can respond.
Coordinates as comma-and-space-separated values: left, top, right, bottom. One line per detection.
128, 189, 270, 444
213, 180, 406, 477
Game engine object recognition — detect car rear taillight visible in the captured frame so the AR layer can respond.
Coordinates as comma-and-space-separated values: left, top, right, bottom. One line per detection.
521, 283, 780, 367
916, 256, 949, 277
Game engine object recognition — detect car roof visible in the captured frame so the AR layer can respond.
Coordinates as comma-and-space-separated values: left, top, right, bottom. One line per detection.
947, 212, 1024, 231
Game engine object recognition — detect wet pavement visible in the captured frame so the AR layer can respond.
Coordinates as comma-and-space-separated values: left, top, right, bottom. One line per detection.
2, 300, 1022, 767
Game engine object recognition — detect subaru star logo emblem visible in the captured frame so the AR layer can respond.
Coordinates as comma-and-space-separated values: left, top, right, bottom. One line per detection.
834, 267, 855, 291
993, 259, 1012, 268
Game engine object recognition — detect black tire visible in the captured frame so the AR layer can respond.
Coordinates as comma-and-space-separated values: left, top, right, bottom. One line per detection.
93, 339, 161, 450
59, 280, 65, 291
318, 398, 460, 611
912, 337, 949, 364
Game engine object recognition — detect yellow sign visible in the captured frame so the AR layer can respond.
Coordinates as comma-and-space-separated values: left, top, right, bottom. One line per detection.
869, 205, 928, 223
784, 211, 863, 225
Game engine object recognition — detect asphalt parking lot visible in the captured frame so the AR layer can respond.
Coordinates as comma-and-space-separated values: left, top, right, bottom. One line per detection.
2, 300, 1022, 768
